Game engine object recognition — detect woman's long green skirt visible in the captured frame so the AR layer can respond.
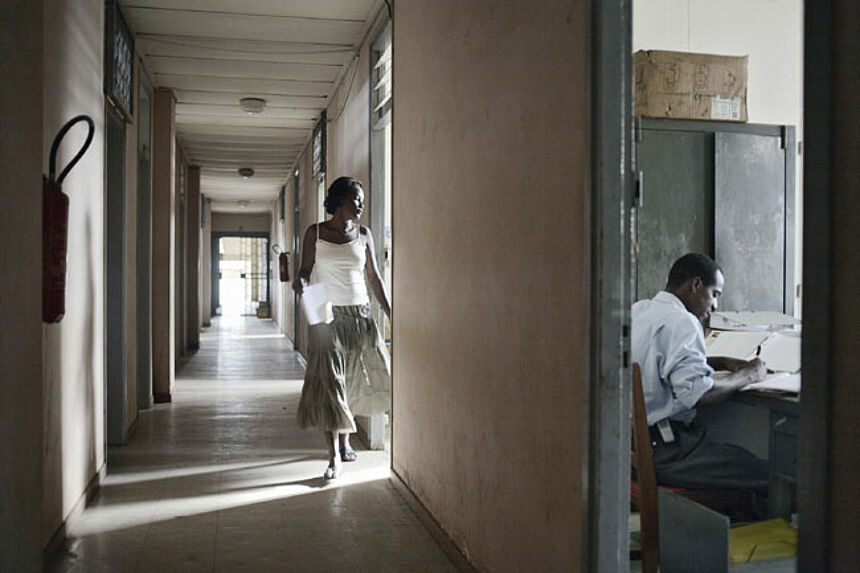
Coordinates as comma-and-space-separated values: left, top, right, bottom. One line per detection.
297, 304, 391, 432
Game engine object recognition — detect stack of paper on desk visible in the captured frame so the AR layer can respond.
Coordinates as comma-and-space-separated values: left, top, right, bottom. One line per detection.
710, 311, 801, 331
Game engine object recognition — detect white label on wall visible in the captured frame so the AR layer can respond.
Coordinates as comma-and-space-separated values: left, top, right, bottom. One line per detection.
711, 95, 742, 120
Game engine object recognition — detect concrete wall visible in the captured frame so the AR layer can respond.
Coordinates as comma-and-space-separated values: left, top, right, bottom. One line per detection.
0, 2, 44, 570
268, 192, 289, 336
211, 212, 272, 233
41, 0, 106, 546
274, 179, 297, 342
294, 145, 317, 355
325, 7, 384, 189
392, 2, 590, 571
633, 0, 804, 313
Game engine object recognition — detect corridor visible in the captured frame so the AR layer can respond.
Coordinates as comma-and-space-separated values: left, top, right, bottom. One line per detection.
49, 316, 458, 573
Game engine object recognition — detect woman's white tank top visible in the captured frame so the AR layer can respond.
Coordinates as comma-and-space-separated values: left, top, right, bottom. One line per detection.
312, 229, 370, 306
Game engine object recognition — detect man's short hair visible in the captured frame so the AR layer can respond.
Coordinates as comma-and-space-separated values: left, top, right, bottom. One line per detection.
666, 253, 722, 289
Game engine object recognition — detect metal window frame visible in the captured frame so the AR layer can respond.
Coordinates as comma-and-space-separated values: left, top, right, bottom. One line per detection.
104, 0, 135, 122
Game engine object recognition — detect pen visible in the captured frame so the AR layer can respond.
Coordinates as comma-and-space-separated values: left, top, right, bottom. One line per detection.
756, 345, 761, 357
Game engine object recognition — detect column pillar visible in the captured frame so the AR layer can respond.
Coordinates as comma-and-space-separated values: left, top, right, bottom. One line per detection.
186, 165, 200, 349
151, 88, 175, 402
202, 198, 212, 326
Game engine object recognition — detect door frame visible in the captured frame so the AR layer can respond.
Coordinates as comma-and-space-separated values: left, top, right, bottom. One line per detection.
585, 1, 635, 571
292, 169, 301, 349
797, 1, 831, 569
589, 0, 830, 570
105, 104, 128, 446
210, 231, 270, 317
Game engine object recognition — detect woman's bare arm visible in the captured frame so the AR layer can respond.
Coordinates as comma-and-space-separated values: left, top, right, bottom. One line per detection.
292, 225, 317, 296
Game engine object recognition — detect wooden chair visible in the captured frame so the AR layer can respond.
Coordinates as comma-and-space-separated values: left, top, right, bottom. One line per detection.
631, 363, 763, 573
631, 362, 660, 573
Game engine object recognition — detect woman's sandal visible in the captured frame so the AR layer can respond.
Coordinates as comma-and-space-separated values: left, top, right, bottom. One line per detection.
324, 464, 341, 480
340, 447, 358, 462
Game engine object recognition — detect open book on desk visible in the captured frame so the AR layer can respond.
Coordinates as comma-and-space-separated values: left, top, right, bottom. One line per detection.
706, 329, 802, 393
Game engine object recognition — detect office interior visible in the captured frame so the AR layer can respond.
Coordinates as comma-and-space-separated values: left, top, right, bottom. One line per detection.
1, 1, 858, 572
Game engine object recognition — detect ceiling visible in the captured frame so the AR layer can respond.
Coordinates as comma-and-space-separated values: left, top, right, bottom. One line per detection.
121, 0, 382, 213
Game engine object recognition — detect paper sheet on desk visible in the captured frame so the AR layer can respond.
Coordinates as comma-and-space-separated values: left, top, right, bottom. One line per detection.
741, 372, 801, 393
706, 330, 771, 359
758, 332, 802, 373
300, 283, 333, 325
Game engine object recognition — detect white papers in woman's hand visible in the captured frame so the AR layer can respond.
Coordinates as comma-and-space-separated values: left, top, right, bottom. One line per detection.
301, 283, 333, 325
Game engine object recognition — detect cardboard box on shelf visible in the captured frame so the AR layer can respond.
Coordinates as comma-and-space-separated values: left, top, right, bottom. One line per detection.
634, 50, 748, 122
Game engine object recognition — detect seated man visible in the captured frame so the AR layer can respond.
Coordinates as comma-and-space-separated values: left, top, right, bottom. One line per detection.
632, 252, 769, 492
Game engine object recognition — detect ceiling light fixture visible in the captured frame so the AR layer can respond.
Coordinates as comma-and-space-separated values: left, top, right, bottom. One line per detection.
239, 97, 266, 114
238, 167, 255, 178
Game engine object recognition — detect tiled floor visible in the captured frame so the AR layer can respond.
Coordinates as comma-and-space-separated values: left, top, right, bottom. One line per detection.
49, 315, 459, 573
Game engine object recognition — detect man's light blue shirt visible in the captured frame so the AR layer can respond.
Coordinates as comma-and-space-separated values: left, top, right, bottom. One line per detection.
631, 291, 714, 426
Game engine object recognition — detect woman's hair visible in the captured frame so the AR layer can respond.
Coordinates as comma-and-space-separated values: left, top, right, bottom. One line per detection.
324, 176, 362, 215
666, 252, 722, 289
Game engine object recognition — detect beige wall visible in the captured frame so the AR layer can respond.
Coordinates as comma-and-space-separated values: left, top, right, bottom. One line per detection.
275, 179, 297, 341
392, 2, 590, 571
0, 2, 44, 570
211, 212, 272, 233
41, 0, 107, 546
296, 145, 317, 355
325, 8, 380, 190
268, 193, 289, 336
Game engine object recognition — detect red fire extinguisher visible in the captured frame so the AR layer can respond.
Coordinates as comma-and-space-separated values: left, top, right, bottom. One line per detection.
43, 115, 95, 323
273, 244, 290, 282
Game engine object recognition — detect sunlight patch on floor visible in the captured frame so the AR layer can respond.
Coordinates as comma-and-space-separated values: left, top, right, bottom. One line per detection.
71, 464, 391, 536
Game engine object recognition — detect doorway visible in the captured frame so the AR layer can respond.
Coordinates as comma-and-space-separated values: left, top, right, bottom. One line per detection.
590, 1, 811, 571
211, 233, 270, 317
136, 74, 153, 410
292, 169, 301, 349
370, 18, 393, 338
105, 107, 127, 446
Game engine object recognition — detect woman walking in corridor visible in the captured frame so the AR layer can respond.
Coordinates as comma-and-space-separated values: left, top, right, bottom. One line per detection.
292, 176, 392, 479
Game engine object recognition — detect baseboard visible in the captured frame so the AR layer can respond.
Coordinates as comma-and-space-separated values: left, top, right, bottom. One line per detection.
153, 392, 171, 403
43, 462, 106, 567
389, 470, 478, 573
